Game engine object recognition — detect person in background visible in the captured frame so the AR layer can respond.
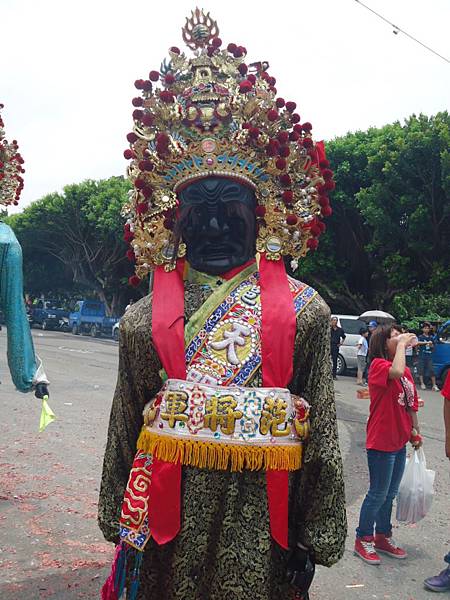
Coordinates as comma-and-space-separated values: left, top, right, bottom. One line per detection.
330, 316, 346, 380
417, 322, 439, 391
423, 370, 450, 592
405, 343, 414, 371
125, 299, 134, 312
402, 327, 414, 371
356, 327, 369, 386
354, 325, 421, 565
364, 320, 379, 378
367, 320, 378, 343
401, 325, 419, 382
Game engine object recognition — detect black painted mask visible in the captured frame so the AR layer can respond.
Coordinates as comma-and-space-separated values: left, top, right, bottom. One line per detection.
177, 177, 256, 275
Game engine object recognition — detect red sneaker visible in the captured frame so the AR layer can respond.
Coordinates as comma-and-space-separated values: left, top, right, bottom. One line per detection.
374, 534, 407, 559
354, 536, 381, 565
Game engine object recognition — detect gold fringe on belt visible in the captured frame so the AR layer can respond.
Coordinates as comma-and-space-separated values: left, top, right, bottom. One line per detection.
137, 428, 303, 472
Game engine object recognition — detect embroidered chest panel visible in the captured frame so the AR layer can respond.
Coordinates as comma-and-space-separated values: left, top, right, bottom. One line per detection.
185, 272, 316, 386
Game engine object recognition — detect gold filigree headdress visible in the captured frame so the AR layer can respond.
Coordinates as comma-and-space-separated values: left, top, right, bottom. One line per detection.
123, 8, 334, 280
0, 104, 25, 207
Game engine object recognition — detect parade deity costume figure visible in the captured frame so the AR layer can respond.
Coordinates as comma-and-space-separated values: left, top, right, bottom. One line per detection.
0, 105, 49, 396
99, 9, 346, 600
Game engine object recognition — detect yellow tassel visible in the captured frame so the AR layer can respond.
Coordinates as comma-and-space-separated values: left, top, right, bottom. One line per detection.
137, 429, 303, 472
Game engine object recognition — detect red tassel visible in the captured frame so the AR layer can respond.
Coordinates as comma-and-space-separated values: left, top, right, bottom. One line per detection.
101, 544, 121, 600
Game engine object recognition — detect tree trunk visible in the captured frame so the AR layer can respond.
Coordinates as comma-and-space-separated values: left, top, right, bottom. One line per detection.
110, 292, 119, 317
307, 275, 367, 314
96, 289, 112, 316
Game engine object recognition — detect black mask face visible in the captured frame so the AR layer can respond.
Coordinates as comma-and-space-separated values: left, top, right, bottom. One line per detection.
178, 177, 256, 275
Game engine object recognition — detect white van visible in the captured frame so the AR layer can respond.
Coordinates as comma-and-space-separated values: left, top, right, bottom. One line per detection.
333, 314, 368, 375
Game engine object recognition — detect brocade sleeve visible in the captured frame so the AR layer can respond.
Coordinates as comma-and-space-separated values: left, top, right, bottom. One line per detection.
98, 298, 163, 542
290, 294, 347, 566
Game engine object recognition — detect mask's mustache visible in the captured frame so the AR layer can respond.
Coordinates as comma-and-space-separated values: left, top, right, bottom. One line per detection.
196, 239, 243, 254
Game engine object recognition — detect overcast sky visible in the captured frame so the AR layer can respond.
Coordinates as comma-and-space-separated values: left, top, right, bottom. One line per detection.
2, 0, 449, 213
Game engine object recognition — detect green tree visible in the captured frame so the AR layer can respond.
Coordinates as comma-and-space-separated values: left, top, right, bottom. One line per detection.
9, 176, 133, 315
298, 112, 450, 317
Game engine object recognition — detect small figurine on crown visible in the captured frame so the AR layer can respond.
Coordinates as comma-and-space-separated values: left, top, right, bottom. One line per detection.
99, 9, 346, 600
0, 104, 50, 399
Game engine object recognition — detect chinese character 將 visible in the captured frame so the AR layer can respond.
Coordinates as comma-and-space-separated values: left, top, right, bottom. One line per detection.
259, 397, 291, 437
160, 391, 188, 428
204, 395, 243, 435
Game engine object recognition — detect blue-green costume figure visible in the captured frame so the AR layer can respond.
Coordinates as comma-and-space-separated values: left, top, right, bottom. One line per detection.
0, 103, 49, 396
0, 222, 49, 392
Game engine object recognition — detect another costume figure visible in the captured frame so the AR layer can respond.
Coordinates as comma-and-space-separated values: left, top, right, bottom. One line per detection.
99, 11, 346, 600
0, 104, 49, 397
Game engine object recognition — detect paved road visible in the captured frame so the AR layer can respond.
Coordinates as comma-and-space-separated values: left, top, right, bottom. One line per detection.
0, 330, 448, 599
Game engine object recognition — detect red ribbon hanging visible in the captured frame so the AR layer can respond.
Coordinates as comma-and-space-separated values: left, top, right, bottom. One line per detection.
266, 469, 290, 549
150, 255, 297, 549
150, 260, 185, 544
152, 260, 186, 380
259, 254, 296, 388
259, 253, 296, 549
147, 457, 182, 545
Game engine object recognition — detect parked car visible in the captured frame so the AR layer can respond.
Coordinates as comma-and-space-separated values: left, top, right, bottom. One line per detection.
433, 319, 450, 386
30, 300, 70, 331
333, 314, 368, 376
112, 320, 120, 342
69, 300, 118, 338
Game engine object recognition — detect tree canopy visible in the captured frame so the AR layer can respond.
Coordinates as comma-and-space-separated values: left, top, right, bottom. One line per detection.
298, 111, 450, 321
7, 112, 450, 323
8, 176, 134, 315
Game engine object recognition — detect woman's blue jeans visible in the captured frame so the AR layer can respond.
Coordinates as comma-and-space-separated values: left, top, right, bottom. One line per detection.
356, 446, 407, 538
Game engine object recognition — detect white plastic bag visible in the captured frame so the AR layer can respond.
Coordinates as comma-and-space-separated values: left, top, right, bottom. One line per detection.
396, 448, 435, 524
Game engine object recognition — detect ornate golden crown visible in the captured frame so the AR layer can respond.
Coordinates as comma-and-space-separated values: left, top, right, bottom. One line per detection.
123, 8, 334, 281
0, 104, 25, 207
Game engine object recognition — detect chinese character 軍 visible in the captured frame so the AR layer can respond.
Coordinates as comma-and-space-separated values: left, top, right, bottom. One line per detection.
160, 391, 188, 428
259, 397, 291, 437
204, 395, 243, 435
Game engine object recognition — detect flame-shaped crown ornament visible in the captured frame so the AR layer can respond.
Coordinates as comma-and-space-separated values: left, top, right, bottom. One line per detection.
182, 8, 219, 50
123, 8, 334, 280
0, 104, 25, 207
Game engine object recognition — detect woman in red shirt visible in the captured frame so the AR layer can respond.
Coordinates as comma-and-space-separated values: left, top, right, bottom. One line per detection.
354, 325, 422, 565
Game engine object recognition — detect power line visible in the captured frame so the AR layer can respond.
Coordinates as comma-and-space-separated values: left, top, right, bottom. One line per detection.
354, 0, 450, 64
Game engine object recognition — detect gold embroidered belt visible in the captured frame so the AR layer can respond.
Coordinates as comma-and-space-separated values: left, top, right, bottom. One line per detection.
137, 379, 310, 472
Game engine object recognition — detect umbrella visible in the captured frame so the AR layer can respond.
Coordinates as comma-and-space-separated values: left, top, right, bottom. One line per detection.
359, 310, 396, 324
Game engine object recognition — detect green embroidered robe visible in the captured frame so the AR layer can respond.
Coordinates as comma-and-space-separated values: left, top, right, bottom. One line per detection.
98, 277, 347, 600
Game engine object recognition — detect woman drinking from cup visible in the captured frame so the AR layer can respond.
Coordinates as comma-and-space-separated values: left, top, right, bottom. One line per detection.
354, 325, 422, 565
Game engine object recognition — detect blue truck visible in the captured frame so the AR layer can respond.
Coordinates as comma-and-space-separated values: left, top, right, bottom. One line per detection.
69, 300, 118, 338
433, 319, 450, 385
30, 300, 70, 331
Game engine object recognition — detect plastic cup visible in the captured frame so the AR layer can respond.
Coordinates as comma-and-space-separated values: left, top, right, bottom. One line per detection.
409, 335, 419, 348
